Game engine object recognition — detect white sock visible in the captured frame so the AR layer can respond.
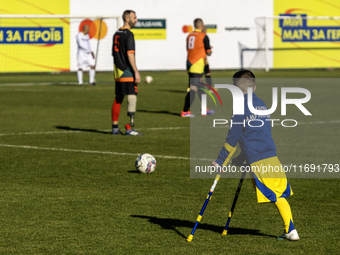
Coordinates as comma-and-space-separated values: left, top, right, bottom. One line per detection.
89, 69, 95, 83
77, 70, 83, 84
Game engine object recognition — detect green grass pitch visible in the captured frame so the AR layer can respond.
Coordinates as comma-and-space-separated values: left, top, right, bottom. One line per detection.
0, 70, 339, 254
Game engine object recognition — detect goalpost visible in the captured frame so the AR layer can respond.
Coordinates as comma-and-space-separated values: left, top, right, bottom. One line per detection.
0, 15, 121, 73
241, 16, 340, 71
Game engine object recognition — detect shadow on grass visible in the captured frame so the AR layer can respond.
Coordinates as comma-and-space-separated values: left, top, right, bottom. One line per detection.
158, 89, 186, 94
128, 170, 140, 174
131, 215, 276, 239
137, 109, 181, 116
55, 126, 111, 135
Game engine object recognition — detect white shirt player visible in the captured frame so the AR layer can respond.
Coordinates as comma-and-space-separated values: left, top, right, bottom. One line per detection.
76, 31, 95, 68
76, 27, 96, 85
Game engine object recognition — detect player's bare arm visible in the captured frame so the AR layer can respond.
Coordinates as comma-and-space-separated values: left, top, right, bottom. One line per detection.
128, 53, 141, 84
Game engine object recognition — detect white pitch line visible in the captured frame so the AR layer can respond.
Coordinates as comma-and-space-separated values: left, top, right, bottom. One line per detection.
0, 82, 78, 86
212, 119, 340, 127
0, 130, 82, 136
0, 120, 339, 137
0, 143, 212, 161
0, 127, 187, 136
138, 127, 187, 131
296, 120, 340, 125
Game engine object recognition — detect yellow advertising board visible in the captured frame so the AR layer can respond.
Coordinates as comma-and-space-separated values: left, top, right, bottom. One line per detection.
274, 0, 340, 68
0, 0, 70, 72
131, 19, 166, 40
206, 24, 217, 34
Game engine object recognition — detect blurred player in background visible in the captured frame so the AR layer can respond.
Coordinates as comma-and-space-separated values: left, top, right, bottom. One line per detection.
111, 10, 142, 135
202, 25, 212, 88
211, 70, 300, 241
76, 24, 96, 86
181, 18, 213, 117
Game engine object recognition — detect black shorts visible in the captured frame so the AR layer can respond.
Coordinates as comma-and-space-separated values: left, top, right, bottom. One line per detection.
188, 72, 203, 88
115, 82, 138, 96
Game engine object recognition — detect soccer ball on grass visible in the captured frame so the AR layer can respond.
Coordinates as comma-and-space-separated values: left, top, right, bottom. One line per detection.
135, 153, 156, 173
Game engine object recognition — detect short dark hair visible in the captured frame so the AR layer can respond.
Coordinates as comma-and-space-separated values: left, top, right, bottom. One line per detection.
233, 70, 255, 87
194, 18, 203, 29
233, 70, 255, 85
122, 10, 135, 23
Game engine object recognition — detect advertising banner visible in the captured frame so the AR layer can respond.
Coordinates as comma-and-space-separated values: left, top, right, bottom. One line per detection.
274, 0, 340, 68
0, 0, 70, 72
131, 19, 166, 40
2, 0, 339, 71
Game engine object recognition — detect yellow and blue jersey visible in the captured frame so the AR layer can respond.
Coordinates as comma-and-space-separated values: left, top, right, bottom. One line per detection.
216, 92, 277, 165
215, 92, 292, 203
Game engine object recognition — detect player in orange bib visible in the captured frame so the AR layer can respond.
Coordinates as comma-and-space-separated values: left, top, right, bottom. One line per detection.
181, 18, 213, 117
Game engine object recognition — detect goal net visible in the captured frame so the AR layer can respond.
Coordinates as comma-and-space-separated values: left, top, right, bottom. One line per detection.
0, 15, 120, 73
241, 15, 340, 71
